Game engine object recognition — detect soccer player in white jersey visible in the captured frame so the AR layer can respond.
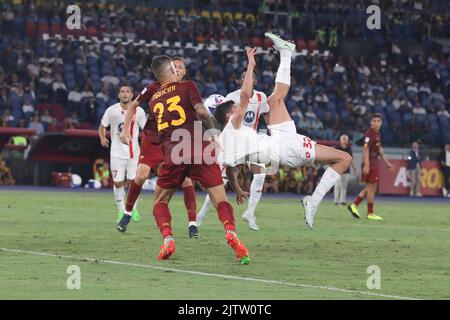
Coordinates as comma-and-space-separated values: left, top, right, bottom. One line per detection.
224, 73, 269, 231
214, 33, 352, 229
99, 83, 147, 225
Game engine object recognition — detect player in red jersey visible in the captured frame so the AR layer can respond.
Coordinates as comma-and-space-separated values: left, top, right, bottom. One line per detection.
348, 113, 395, 220
121, 55, 250, 264
119, 58, 199, 238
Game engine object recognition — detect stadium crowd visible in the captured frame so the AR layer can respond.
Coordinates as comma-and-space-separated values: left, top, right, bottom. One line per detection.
0, 0, 449, 147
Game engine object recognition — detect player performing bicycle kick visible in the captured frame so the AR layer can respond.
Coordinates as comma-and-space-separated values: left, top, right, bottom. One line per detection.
214, 33, 352, 229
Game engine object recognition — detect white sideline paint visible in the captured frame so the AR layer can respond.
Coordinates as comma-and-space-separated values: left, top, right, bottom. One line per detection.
1, 247, 420, 300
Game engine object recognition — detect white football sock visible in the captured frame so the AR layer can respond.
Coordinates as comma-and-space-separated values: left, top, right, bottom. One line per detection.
310, 167, 341, 208
246, 173, 266, 217
113, 185, 125, 212
197, 194, 212, 221
275, 49, 292, 86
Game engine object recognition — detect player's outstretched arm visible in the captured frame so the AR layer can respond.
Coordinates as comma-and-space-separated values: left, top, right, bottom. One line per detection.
231, 48, 257, 129
226, 166, 249, 205
120, 99, 140, 145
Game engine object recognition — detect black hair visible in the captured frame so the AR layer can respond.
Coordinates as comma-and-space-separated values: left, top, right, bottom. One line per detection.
371, 113, 383, 120
151, 55, 173, 80
172, 56, 184, 62
118, 82, 133, 91
214, 100, 235, 126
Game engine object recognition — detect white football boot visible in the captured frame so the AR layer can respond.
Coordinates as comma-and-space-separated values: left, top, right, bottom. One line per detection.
264, 32, 296, 53
301, 196, 317, 230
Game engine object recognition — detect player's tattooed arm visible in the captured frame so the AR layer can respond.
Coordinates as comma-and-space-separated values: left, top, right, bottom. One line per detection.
225, 166, 249, 205
232, 47, 257, 129
120, 99, 140, 145
380, 147, 395, 169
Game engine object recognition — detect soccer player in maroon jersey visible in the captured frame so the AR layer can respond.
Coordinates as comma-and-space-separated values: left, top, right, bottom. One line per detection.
348, 113, 395, 220
121, 55, 250, 263
120, 58, 199, 238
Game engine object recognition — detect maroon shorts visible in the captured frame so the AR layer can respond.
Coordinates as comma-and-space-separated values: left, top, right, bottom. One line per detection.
157, 162, 224, 189
361, 165, 379, 184
138, 139, 164, 169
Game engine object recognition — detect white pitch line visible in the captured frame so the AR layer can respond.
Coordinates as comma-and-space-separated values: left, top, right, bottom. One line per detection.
0, 247, 421, 300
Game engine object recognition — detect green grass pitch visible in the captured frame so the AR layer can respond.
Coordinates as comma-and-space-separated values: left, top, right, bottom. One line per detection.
1, 189, 449, 299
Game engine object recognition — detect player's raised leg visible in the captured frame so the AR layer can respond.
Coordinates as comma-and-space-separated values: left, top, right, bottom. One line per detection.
302, 145, 352, 229
182, 177, 199, 238
264, 32, 296, 126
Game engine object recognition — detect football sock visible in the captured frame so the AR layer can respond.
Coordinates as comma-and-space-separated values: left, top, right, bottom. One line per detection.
153, 202, 172, 238
310, 167, 341, 208
113, 185, 125, 212
197, 194, 212, 220
247, 173, 265, 218
164, 235, 174, 245
353, 195, 364, 206
275, 48, 292, 86
183, 185, 197, 224
217, 201, 236, 232
368, 202, 374, 214
125, 180, 142, 212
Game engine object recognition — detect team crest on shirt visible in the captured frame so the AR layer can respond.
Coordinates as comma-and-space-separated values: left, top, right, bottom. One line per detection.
365, 137, 370, 143
244, 111, 256, 123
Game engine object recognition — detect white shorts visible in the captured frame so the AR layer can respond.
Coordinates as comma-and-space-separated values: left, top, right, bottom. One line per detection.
268, 121, 316, 168
110, 157, 138, 182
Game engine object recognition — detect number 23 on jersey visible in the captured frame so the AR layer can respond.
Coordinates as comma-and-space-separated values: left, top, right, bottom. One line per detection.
153, 95, 186, 131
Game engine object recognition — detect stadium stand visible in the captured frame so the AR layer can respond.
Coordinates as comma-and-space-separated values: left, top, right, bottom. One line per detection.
0, 0, 449, 147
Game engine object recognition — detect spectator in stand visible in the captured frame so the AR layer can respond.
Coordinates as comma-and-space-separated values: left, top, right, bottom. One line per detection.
17, 117, 27, 128
101, 70, 120, 87
0, 159, 15, 186
408, 141, 423, 197
437, 103, 450, 118
52, 75, 67, 104
333, 134, 356, 205
67, 85, 82, 112
65, 112, 80, 129
47, 118, 62, 132
1, 110, 14, 127
28, 114, 45, 136
22, 99, 34, 120
263, 174, 280, 194
93, 159, 111, 188
438, 143, 450, 197
41, 109, 53, 129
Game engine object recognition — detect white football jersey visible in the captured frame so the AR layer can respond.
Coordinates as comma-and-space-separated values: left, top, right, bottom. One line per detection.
225, 89, 269, 130
217, 116, 279, 167
101, 103, 146, 160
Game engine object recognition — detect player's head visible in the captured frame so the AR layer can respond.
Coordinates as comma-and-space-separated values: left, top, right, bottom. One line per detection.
412, 141, 419, 150
151, 55, 177, 82
172, 57, 186, 81
214, 100, 236, 126
370, 113, 383, 132
118, 83, 133, 104
339, 134, 349, 146
239, 69, 257, 86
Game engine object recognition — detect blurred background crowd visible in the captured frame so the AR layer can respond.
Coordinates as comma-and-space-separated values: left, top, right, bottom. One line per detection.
1, 0, 449, 147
